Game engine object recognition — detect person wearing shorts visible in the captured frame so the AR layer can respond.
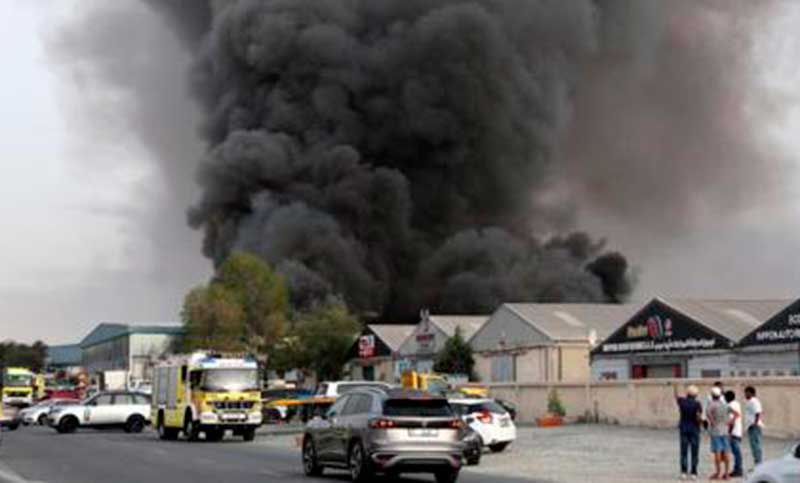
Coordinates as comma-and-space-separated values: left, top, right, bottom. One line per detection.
707, 387, 730, 480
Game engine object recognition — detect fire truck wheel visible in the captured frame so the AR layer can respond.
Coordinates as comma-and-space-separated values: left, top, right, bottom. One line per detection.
183, 412, 200, 442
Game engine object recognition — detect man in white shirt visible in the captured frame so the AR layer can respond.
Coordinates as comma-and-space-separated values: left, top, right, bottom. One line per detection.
725, 390, 743, 477
744, 386, 764, 467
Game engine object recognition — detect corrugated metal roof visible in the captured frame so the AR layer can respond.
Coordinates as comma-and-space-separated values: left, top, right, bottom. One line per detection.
429, 316, 490, 341
503, 303, 639, 342
656, 298, 789, 342
367, 324, 415, 352
80, 322, 183, 348
46, 344, 82, 366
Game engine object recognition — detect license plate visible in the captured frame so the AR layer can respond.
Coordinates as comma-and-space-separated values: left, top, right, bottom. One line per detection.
221, 413, 246, 421
408, 428, 438, 437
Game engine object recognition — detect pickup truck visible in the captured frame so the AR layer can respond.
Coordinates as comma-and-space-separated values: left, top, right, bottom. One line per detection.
49, 391, 150, 434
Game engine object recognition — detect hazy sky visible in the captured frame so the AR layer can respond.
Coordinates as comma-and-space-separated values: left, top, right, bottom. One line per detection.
3, 1, 800, 344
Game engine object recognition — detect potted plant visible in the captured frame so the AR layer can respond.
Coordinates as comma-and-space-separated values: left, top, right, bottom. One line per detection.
537, 388, 566, 427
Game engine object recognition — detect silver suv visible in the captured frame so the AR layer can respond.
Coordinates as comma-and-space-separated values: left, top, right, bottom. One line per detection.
302, 388, 463, 483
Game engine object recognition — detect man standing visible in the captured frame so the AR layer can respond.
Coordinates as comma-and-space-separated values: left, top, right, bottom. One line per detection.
675, 384, 703, 480
707, 387, 730, 480
725, 390, 743, 478
744, 386, 764, 468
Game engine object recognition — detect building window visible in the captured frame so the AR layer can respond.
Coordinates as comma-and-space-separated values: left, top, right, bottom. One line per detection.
738, 371, 748, 377
600, 372, 618, 381
761, 370, 771, 377
701, 370, 721, 379
491, 355, 515, 382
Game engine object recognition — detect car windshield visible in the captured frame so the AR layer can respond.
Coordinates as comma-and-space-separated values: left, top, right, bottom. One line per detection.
383, 398, 453, 417
3, 374, 32, 387
200, 369, 259, 392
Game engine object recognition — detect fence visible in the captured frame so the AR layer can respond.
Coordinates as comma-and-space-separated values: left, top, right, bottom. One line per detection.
487, 377, 800, 438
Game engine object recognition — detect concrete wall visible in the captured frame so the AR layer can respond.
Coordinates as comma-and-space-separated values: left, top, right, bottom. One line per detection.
477, 343, 592, 383
488, 378, 800, 438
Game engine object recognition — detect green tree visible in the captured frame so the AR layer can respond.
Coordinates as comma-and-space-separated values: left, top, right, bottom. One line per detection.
433, 327, 476, 380
180, 284, 245, 351
290, 300, 360, 381
215, 252, 289, 354
180, 253, 289, 357
0, 340, 48, 372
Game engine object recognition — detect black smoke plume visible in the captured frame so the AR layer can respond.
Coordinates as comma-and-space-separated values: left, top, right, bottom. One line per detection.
154, 0, 634, 318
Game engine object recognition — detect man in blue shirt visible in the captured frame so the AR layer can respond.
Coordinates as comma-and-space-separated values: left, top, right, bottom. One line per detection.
675, 384, 703, 480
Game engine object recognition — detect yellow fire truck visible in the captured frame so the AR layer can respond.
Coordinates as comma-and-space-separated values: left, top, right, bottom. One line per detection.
2, 367, 35, 407
151, 352, 262, 442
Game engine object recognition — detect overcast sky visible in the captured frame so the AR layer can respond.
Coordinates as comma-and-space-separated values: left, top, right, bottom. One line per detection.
3, 1, 800, 344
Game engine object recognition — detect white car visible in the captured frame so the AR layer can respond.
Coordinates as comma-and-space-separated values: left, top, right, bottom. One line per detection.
449, 398, 516, 452
747, 442, 800, 483
315, 380, 392, 398
19, 399, 80, 426
48, 391, 151, 434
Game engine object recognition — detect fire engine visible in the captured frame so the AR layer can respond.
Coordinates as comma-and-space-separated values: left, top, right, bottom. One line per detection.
151, 352, 262, 442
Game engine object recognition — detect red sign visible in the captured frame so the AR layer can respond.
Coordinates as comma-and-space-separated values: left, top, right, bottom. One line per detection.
358, 335, 376, 358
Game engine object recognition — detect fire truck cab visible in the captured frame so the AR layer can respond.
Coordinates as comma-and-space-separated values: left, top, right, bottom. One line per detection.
151, 352, 262, 442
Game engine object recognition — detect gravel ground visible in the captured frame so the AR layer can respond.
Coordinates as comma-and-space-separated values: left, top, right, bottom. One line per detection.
469, 425, 793, 483
258, 424, 795, 483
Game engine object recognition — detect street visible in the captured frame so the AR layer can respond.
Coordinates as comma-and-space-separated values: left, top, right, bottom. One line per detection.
0, 426, 543, 483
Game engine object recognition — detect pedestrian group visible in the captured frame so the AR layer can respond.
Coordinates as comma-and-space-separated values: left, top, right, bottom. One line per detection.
674, 382, 764, 480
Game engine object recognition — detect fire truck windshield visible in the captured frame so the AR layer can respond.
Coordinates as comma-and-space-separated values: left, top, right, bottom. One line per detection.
3, 374, 32, 387
200, 369, 259, 392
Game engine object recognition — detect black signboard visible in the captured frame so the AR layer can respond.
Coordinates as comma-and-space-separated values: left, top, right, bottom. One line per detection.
346, 327, 392, 360
739, 299, 800, 346
595, 299, 731, 355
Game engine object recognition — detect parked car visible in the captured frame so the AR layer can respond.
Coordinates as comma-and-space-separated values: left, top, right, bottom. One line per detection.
302, 388, 464, 483
315, 381, 393, 398
18, 399, 80, 426
448, 398, 516, 453
48, 391, 150, 434
747, 442, 800, 483
262, 387, 314, 423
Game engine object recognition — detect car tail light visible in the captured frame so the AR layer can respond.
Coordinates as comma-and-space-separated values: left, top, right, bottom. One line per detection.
369, 418, 396, 429
477, 410, 492, 424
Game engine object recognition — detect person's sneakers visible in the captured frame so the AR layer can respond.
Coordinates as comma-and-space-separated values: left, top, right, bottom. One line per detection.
729, 471, 744, 478
680, 474, 687, 481
690, 475, 698, 481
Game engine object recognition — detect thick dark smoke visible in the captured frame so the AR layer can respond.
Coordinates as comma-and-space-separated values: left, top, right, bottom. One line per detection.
147, 0, 634, 318
562, 0, 786, 233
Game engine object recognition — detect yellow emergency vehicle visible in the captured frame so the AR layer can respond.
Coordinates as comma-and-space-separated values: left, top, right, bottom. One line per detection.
2, 367, 35, 407
151, 352, 262, 442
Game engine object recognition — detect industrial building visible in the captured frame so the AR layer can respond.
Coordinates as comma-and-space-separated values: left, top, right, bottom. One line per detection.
397, 312, 489, 373
345, 324, 415, 382
470, 303, 637, 383
591, 298, 791, 380
80, 323, 183, 385
735, 298, 800, 376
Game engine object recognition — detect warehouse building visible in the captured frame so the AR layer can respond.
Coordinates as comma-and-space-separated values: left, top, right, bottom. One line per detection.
45, 344, 83, 375
592, 298, 790, 380
470, 303, 637, 383
80, 323, 183, 385
345, 324, 415, 382
397, 312, 489, 373
735, 298, 800, 376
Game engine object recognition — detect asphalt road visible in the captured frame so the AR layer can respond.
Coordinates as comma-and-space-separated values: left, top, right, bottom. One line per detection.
0, 426, 543, 483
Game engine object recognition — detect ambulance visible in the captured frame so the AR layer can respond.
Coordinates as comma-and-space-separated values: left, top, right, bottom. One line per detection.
151, 352, 262, 442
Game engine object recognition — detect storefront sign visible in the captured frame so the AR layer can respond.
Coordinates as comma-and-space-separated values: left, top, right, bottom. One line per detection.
597, 300, 724, 354
740, 300, 800, 347
358, 335, 376, 358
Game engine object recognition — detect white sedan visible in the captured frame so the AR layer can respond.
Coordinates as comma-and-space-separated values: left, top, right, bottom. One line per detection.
449, 398, 516, 453
19, 399, 80, 425
747, 442, 800, 483
49, 391, 150, 434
